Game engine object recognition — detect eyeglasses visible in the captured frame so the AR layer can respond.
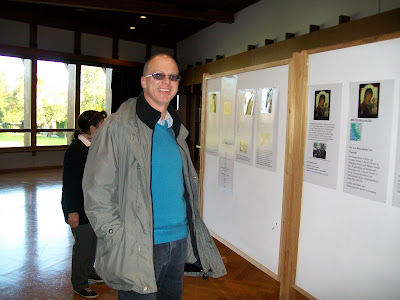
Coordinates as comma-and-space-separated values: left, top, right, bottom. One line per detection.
144, 72, 181, 82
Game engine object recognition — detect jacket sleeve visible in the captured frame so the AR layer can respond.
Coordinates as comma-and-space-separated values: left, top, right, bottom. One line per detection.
83, 120, 123, 239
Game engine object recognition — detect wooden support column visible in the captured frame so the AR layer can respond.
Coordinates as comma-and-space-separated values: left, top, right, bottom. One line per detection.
279, 51, 308, 300
146, 43, 152, 60
74, 31, 81, 54
30, 59, 37, 148
30, 24, 37, 49
75, 64, 81, 118
112, 37, 119, 59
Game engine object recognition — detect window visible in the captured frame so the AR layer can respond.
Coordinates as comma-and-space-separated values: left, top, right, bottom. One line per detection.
0, 55, 112, 150
36, 60, 71, 146
0, 55, 30, 147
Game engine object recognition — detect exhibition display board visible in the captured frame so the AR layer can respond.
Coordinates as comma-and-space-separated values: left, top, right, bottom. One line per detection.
200, 34, 400, 299
201, 61, 290, 278
296, 37, 400, 299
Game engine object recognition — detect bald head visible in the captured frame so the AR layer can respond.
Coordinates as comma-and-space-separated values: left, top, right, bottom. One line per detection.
143, 54, 179, 76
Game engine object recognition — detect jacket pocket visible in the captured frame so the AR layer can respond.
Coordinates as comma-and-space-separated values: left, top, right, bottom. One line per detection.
101, 222, 124, 257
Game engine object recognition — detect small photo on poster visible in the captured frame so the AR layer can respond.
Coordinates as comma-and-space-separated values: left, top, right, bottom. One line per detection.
209, 93, 217, 113
350, 122, 362, 141
358, 83, 380, 118
261, 88, 274, 114
314, 90, 330, 120
243, 91, 255, 115
313, 142, 327, 159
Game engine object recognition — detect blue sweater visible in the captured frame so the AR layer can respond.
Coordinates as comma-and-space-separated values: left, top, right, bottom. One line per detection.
152, 122, 188, 244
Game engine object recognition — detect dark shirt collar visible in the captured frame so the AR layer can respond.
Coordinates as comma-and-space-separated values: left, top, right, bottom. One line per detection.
136, 91, 181, 138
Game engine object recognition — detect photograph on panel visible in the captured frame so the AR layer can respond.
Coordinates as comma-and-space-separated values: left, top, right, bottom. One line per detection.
358, 83, 380, 118
313, 142, 327, 159
314, 90, 330, 120
350, 122, 362, 141
261, 88, 274, 114
243, 91, 255, 115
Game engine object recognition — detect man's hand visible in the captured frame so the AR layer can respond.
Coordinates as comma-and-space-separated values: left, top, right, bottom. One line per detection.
68, 212, 79, 228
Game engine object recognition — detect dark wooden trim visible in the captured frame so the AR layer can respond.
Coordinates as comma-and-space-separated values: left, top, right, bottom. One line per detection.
0, 165, 63, 174
13, 0, 235, 23
74, 30, 81, 55
339, 15, 351, 24
309, 24, 320, 33
29, 23, 37, 48
112, 37, 119, 59
0, 43, 144, 68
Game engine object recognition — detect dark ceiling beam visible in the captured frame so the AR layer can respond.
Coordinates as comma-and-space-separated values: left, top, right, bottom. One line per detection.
0, 7, 176, 48
8, 0, 235, 23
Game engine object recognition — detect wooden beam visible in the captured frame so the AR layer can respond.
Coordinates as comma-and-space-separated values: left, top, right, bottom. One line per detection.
279, 50, 308, 300
8, 0, 234, 23
30, 24, 37, 49
74, 30, 81, 55
112, 37, 119, 59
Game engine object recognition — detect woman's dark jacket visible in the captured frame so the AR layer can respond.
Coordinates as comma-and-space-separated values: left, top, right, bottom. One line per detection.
61, 138, 90, 225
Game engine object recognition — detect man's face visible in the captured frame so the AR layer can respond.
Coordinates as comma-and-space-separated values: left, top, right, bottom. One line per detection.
141, 55, 179, 111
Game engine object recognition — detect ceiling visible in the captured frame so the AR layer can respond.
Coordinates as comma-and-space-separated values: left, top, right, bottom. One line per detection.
1, 0, 260, 49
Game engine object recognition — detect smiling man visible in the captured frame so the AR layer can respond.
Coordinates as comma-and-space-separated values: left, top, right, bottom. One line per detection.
83, 54, 226, 300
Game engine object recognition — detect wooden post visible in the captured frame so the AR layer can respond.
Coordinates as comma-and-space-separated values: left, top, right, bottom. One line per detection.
112, 37, 119, 59
74, 31, 81, 55
199, 73, 210, 218
279, 51, 308, 300
30, 24, 37, 49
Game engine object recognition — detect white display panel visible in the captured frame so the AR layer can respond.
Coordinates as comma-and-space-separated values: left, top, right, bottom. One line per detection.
203, 64, 289, 276
296, 38, 400, 300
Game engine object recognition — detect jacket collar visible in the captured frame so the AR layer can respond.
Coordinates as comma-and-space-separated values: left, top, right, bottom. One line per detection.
136, 91, 181, 137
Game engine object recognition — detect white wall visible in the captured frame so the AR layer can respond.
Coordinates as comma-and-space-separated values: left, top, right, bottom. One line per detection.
0, 18, 29, 48
176, 0, 400, 70
38, 26, 74, 53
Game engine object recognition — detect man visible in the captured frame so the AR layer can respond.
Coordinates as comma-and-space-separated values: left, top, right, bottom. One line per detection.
83, 54, 226, 299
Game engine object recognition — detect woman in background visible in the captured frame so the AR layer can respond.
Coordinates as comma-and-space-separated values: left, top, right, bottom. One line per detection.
61, 110, 107, 299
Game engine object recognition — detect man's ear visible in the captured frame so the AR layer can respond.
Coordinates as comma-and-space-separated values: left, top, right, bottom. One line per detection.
141, 76, 146, 89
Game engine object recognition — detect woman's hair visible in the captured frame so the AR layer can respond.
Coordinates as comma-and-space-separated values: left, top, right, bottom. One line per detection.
73, 110, 107, 139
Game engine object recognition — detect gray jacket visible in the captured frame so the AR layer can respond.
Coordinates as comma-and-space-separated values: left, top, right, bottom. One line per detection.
83, 93, 226, 293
